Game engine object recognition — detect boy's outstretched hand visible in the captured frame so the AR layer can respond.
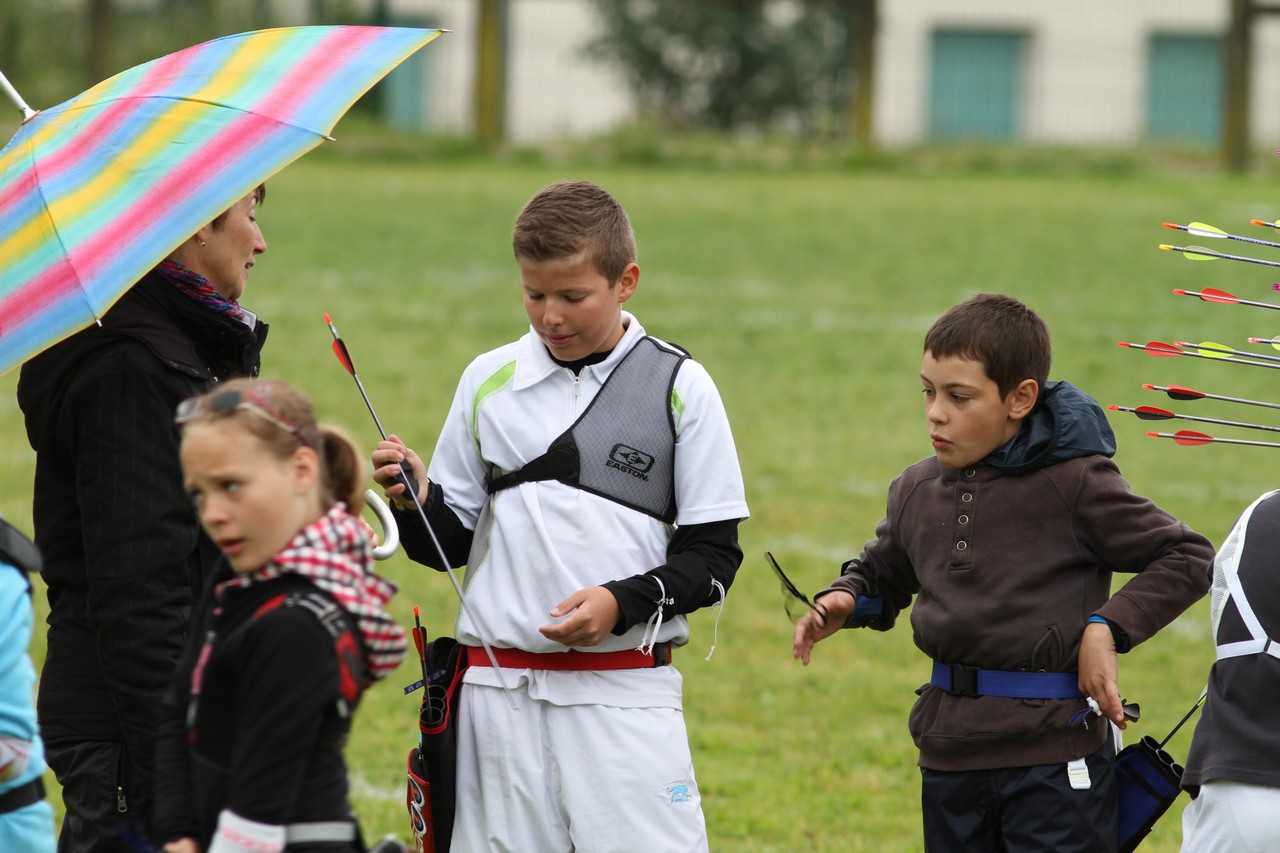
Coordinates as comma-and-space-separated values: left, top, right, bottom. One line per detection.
1078, 621, 1129, 729
792, 590, 855, 665
540, 587, 621, 648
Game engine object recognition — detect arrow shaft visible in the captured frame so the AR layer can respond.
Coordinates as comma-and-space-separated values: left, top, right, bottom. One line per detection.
322, 314, 516, 706
1178, 342, 1280, 364
349, 371, 390, 440
1149, 431, 1280, 448
1220, 231, 1280, 251
1176, 222, 1280, 251
1146, 385, 1280, 411
1146, 409, 1280, 433
1168, 244, 1280, 268
1176, 289, 1280, 311
1123, 341, 1280, 370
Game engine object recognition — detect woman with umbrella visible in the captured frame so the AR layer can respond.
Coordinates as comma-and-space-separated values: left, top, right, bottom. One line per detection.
17, 186, 269, 851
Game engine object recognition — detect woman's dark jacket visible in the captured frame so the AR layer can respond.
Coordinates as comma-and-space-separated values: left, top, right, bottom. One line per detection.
151, 569, 359, 849
16, 268, 267, 815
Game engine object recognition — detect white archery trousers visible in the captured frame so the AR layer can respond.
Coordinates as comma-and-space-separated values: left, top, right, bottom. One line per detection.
451, 679, 709, 852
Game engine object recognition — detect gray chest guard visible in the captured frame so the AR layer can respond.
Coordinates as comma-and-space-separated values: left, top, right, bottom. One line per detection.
486, 336, 687, 523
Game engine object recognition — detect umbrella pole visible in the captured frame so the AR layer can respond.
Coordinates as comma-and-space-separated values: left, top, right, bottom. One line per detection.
0, 70, 37, 122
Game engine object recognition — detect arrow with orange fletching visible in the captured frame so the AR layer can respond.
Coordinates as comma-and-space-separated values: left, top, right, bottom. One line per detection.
1143, 383, 1280, 411
1147, 429, 1280, 448
1175, 340, 1280, 364
1159, 243, 1280, 268
1172, 287, 1280, 312
1117, 340, 1280, 370
323, 313, 514, 706
1109, 404, 1280, 434
1164, 221, 1280, 252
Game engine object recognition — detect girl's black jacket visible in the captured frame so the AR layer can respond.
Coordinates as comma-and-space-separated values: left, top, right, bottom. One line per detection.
151, 567, 361, 850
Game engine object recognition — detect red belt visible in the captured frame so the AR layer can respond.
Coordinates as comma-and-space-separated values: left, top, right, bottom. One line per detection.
464, 643, 671, 670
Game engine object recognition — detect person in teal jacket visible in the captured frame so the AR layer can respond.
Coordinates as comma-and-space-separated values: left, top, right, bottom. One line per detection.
0, 517, 55, 852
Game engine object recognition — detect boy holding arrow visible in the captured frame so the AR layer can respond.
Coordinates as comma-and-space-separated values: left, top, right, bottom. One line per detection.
373, 180, 748, 852
793, 293, 1213, 852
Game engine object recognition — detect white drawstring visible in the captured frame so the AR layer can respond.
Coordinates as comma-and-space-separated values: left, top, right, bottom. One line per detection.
704, 579, 726, 661
637, 576, 673, 655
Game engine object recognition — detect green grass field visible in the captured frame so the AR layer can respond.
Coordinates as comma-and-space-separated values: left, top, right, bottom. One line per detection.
4, 142, 1279, 851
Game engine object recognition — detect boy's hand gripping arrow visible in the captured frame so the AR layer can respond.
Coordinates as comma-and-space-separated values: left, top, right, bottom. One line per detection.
324, 313, 514, 705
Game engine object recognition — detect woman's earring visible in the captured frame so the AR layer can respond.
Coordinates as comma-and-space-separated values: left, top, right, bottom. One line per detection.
199, 238, 206, 247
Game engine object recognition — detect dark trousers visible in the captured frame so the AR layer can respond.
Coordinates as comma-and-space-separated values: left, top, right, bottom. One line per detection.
46, 740, 147, 853
921, 738, 1117, 853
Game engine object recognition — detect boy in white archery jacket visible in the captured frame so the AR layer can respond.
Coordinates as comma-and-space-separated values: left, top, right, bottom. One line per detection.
373, 180, 749, 852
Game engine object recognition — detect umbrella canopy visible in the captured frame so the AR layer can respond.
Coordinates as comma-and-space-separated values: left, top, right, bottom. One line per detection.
0, 25, 444, 376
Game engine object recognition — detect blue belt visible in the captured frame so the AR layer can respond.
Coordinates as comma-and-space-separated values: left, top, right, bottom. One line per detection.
931, 661, 1084, 699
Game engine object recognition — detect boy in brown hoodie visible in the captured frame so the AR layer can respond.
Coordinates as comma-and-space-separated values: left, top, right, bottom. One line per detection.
793, 294, 1213, 852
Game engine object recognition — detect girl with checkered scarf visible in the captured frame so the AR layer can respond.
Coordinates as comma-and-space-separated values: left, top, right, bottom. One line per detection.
153, 378, 406, 853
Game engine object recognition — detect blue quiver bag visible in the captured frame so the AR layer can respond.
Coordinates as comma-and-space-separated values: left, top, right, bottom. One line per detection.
1114, 694, 1203, 853
1115, 734, 1184, 853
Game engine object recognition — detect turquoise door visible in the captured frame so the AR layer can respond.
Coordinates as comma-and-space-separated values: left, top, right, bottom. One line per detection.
928, 30, 1027, 141
384, 16, 438, 130
1146, 34, 1222, 145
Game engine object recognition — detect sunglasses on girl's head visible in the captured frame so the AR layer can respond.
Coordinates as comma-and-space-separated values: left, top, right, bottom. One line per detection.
175, 389, 307, 445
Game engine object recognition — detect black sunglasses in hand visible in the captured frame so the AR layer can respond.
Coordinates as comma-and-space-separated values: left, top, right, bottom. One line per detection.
766, 551, 827, 627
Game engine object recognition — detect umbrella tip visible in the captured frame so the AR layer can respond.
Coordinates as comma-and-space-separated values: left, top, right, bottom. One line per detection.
323, 312, 330, 323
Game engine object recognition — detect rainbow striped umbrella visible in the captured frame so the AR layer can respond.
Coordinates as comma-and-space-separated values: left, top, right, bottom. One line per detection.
0, 25, 444, 376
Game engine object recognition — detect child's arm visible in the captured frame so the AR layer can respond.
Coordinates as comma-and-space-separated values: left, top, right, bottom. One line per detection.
598, 518, 742, 637
0, 571, 35, 781
792, 590, 856, 665
1077, 457, 1213, 645
1074, 457, 1214, 721
542, 519, 742, 647
1078, 621, 1127, 727
818, 470, 924, 633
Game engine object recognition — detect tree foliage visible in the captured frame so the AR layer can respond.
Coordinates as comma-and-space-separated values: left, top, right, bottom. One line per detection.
587, 0, 855, 135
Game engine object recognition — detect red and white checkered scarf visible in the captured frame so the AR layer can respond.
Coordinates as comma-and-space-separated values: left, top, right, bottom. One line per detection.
227, 504, 406, 683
